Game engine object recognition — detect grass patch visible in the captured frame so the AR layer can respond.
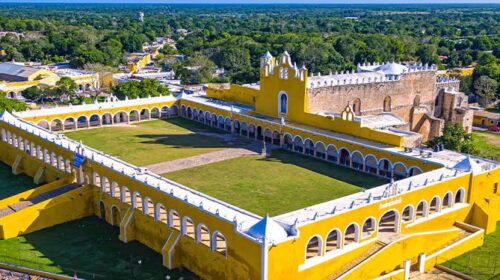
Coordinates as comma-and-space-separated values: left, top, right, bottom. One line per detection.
472, 131, 500, 161
65, 118, 231, 166
443, 222, 500, 280
0, 217, 197, 280
0, 162, 37, 199
164, 149, 387, 216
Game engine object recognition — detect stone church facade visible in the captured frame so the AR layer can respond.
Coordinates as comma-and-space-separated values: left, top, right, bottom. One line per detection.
306, 62, 472, 141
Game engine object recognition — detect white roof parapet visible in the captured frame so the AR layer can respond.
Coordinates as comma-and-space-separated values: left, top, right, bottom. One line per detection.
307, 71, 393, 89
274, 166, 466, 226
14, 95, 178, 119
0, 111, 263, 240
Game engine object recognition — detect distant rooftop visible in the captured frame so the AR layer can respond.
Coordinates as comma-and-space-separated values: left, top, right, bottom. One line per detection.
0, 63, 40, 81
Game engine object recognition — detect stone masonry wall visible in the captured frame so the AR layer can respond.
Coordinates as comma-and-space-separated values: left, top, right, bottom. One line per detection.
306, 71, 437, 123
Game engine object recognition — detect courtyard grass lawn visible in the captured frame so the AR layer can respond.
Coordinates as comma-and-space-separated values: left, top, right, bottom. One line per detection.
472, 131, 500, 161
64, 118, 230, 166
0, 162, 37, 199
164, 149, 387, 216
443, 221, 500, 280
0, 217, 197, 280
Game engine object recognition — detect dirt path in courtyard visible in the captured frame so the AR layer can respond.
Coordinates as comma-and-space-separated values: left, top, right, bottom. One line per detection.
143, 147, 262, 174
142, 128, 280, 174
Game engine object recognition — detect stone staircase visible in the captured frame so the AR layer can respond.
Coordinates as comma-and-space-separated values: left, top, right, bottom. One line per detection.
327, 241, 387, 280
0, 183, 81, 218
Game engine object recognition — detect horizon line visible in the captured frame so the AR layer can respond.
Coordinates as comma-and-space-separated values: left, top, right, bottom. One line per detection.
0, 1, 499, 4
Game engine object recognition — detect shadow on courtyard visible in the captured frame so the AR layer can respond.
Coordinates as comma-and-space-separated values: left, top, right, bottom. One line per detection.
262, 150, 388, 189
136, 133, 236, 149
136, 118, 237, 149
0, 162, 38, 200
3, 217, 198, 280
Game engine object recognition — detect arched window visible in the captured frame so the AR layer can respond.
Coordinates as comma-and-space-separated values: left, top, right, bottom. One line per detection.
155, 203, 168, 223
169, 210, 181, 230
408, 166, 423, 177
393, 163, 408, 180
379, 210, 399, 233
344, 223, 359, 246
143, 197, 154, 217
111, 182, 120, 199
455, 188, 465, 204
182, 217, 195, 238
197, 224, 211, 246
132, 192, 143, 211
443, 192, 453, 209
416, 201, 427, 219
326, 230, 341, 252
362, 218, 376, 237
351, 151, 364, 170
339, 148, 350, 166
305, 236, 322, 260
92, 172, 101, 186
212, 231, 227, 257
279, 92, 288, 114
111, 206, 121, 226
121, 187, 131, 204
383, 96, 391, 112
430, 196, 440, 214
352, 98, 361, 115
402, 205, 414, 222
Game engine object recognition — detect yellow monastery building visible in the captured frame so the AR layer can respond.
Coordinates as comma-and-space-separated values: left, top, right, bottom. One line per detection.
0, 52, 498, 280
0, 63, 99, 99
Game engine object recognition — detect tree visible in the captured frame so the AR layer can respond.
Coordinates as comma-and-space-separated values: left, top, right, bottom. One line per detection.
0, 91, 27, 112
56, 77, 78, 99
114, 80, 142, 99
474, 76, 497, 107
428, 123, 475, 154
416, 44, 438, 65
22, 86, 42, 101
459, 76, 472, 96
113, 79, 169, 100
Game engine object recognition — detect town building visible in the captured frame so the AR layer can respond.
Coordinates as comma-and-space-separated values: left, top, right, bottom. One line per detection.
0, 63, 99, 99
473, 109, 500, 128
126, 53, 152, 74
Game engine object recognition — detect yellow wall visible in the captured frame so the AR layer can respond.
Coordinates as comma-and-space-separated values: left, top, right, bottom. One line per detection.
127, 54, 151, 73
0, 186, 93, 239
22, 99, 177, 126
207, 84, 258, 106
342, 228, 463, 280
473, 115, 499, 127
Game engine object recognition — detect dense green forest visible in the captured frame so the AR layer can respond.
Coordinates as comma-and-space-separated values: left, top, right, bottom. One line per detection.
0, 4, 498, 92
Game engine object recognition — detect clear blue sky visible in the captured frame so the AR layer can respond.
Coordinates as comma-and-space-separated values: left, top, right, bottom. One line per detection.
1, 0, 499, 3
